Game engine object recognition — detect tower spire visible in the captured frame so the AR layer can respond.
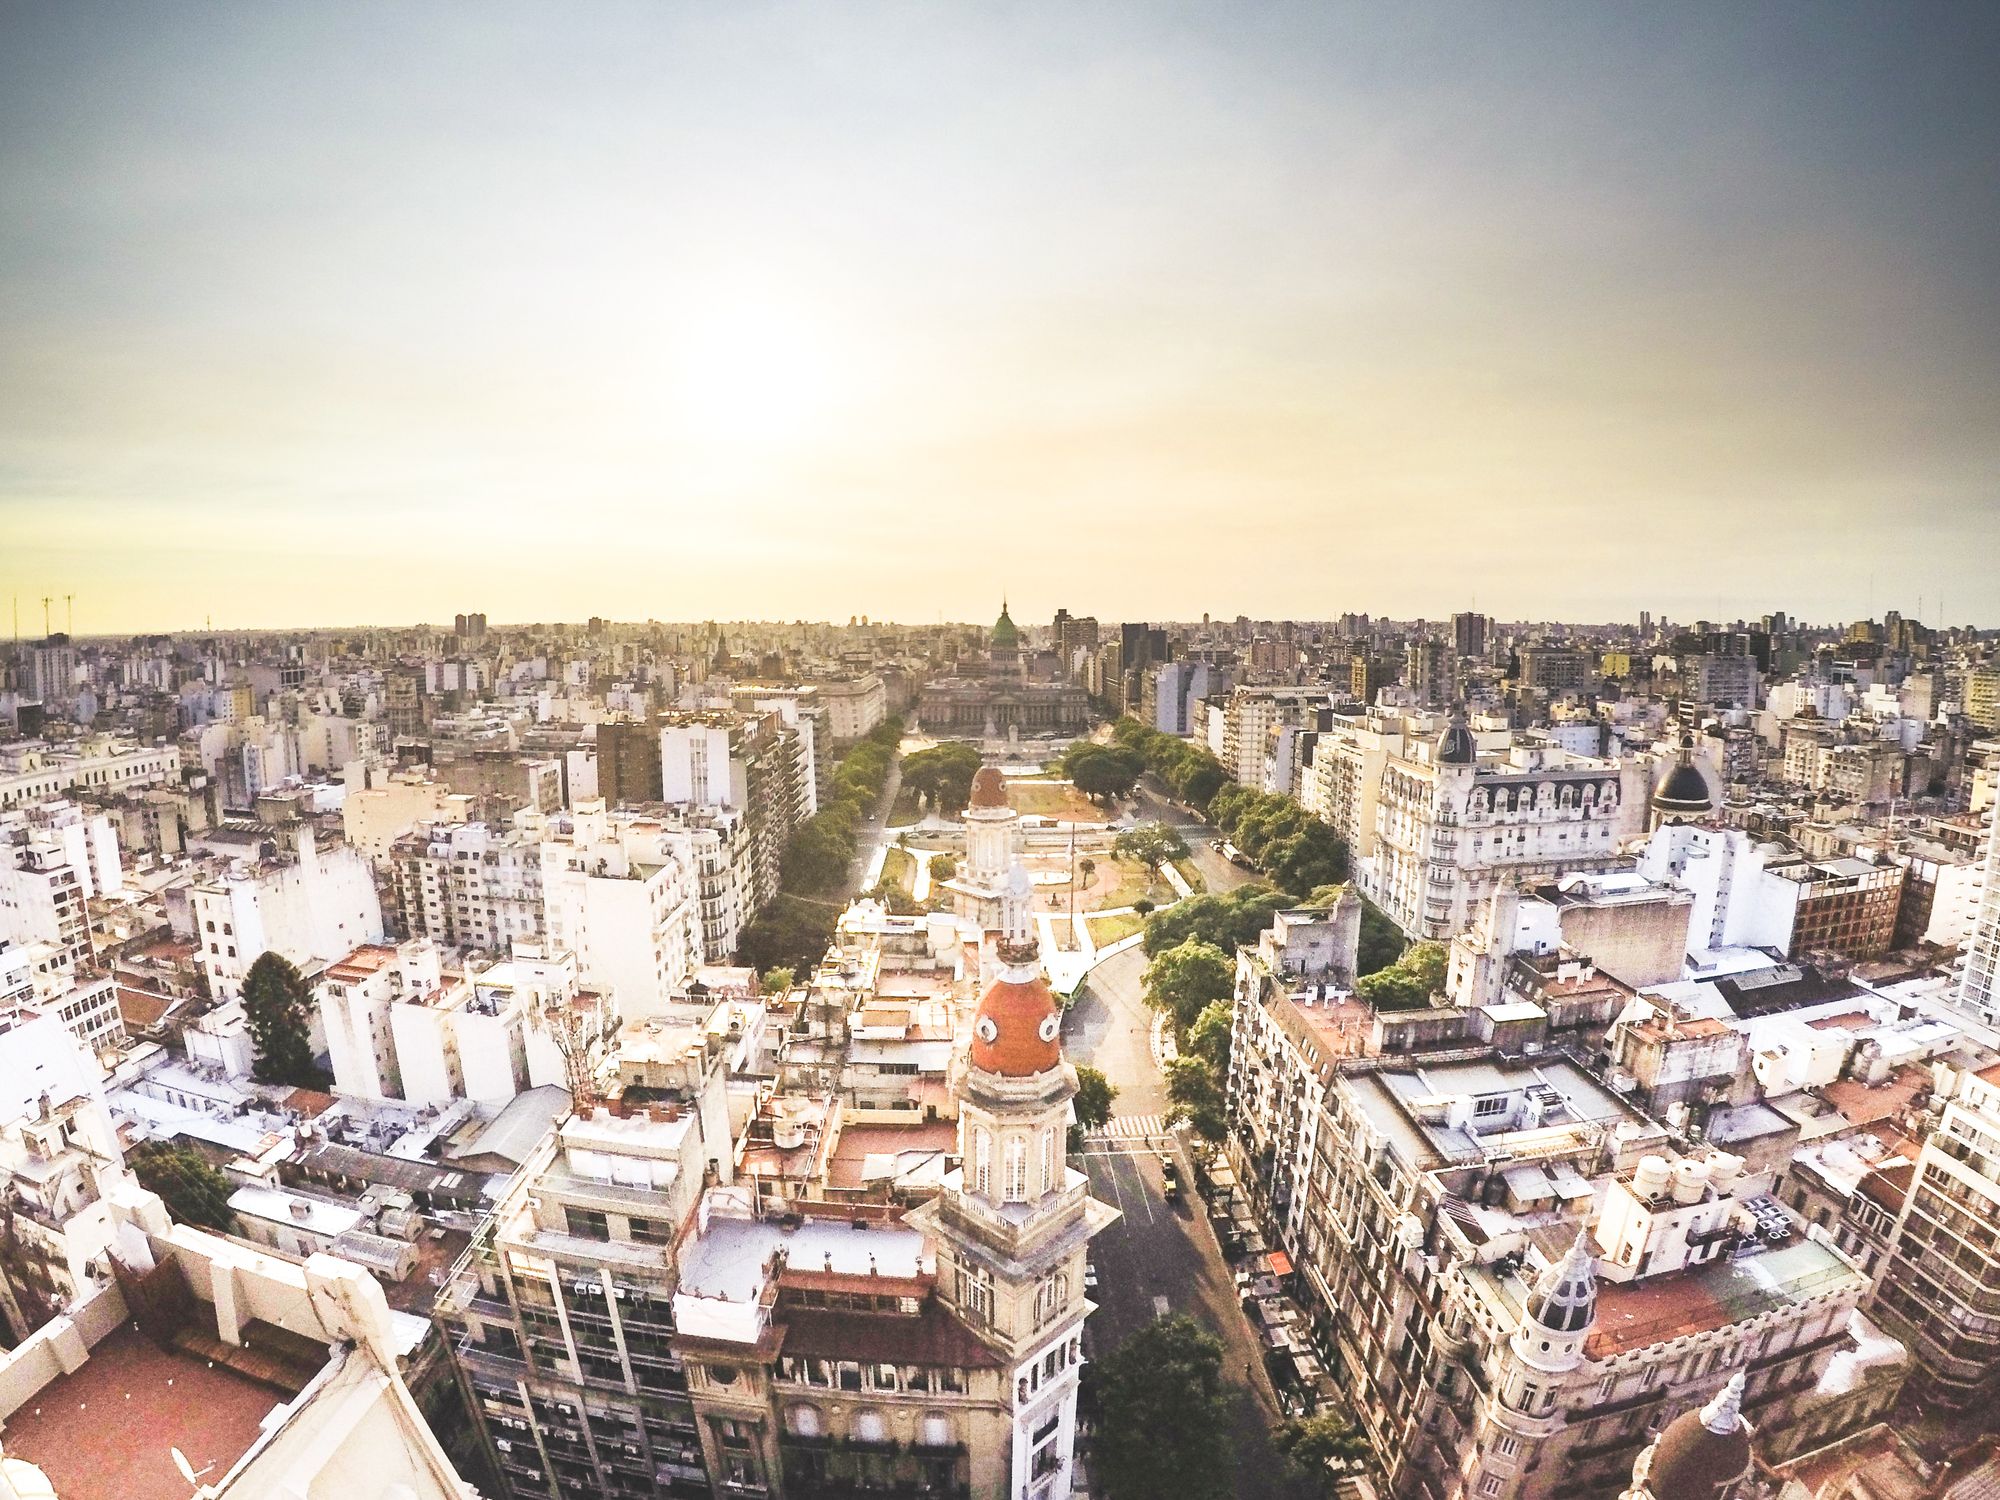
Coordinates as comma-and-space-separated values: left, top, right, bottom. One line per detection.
1700, 1371, 1746, 1435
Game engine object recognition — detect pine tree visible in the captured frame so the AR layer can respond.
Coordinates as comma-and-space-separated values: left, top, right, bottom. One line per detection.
241, 952, 320, 1087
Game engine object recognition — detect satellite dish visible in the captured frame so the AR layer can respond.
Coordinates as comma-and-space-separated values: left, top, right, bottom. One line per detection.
172, 1447, 216, 1484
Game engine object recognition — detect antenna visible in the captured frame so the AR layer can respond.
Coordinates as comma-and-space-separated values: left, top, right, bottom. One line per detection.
172, 1447, 216, 1483
64, 593, 74, 635
40, 595, 52, 636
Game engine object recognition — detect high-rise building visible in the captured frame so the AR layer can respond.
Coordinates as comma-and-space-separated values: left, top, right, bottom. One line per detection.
1451, 610, 1490, 659
1872, 1053, 2000, 1410
1405, 638, 1450, 707
1957, 804, 2000, 1024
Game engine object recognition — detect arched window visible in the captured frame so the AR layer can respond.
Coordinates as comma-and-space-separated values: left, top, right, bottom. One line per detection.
1004, 1134, 1028, 1202
787, 1404, 823, 1438
852, 1409, 888, 1445
1040, 1128, 1057, 1195
972, 1127, 991, 1196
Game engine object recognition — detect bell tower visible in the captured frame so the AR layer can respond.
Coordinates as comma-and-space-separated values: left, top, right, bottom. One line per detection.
908, 856, 1118, 1500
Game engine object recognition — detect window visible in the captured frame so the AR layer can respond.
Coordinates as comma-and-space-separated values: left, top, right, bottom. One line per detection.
1005, 1135, 1028, 1203
1494, 1434, 1519, 1458
957, 1264, 993, 1327
972, 1127, 992, 1196
1034, 1270, 1067, 1326
1041, 1128, 1057, 1195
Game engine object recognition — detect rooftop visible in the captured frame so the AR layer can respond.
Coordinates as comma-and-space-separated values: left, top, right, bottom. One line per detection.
1587, 1237, 1858, 1357
2, 1322, 281, 1500
679, 1201, 931, 1304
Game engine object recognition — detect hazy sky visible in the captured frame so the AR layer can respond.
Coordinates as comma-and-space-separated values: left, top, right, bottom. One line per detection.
3, 3, 1997, 633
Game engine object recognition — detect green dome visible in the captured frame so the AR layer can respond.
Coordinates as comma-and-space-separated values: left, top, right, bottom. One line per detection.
990, 602, 1020, 650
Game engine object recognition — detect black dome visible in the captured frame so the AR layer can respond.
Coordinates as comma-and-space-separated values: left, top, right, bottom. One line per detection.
1653, 762, 1713, 815
1436, 713, 1476, 766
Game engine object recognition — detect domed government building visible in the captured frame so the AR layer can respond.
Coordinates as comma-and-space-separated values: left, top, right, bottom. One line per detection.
917, 603, 1091, 739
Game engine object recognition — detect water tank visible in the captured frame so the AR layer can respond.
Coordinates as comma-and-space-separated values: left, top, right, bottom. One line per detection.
1634, 1155, 1672, 1200
1706, 1152, 1744, 1193
772, 1101, 807, 1151
1671, 1159, 1711, 1206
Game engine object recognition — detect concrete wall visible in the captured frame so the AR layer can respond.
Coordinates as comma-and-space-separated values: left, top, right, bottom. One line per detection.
0, 1281, 129, 1422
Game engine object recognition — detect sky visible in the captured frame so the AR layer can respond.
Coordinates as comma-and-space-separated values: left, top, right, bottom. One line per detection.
2, 2, 1997, 634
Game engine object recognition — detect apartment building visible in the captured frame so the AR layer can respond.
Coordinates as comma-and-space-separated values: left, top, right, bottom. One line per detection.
1362, 716, 1648, 941
1254, 1050, 1891, 1499
1871, 1053, 2000, 1410
392, 818, 547, 952
190, 822, 384, 999
1295, 709, 1408, 861
1219, 687, 1331, 792
1960, 806, 2000, 1025
540, 801, 704, 1020
662, 710, 808, 911
0, 737, 180, 810
436, 1005, 737, 1500
0, 800, 119, 972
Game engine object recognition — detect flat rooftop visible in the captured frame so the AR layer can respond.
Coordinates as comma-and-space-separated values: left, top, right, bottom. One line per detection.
2, 1322, 282, 1500
679, 1209, 929, 1303
1587, 1238, 1857, 1357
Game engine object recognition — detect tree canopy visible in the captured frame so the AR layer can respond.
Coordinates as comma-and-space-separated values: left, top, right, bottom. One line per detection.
900, 741, 983, 813
1113, 821, 1189, 868
128, 1139, 237, 1231
1142, 938, 1235, 1035
1352, 941, 1449, 1011
1093, 1316, 1236, 1500
1273, 1411, 1372, 1496
1058, 741, 1145, 803
1142, 885, 1290, 957
241, 952, 323, 1088
1072, 1065, 1117, 1134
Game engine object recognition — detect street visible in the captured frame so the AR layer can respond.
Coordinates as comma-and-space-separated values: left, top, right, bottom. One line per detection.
1067, 941, 1312, 1500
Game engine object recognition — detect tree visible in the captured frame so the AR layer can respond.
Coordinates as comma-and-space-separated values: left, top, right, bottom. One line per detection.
1142, 885, 1288, 956
929, 854, 957, 882
1353, 941, 1449, 1011
129, 1139, 237, 1230
900, 742, 983, 813
738, 895, 837, 973
1070, 1065, 1117, 1148
1063, 743, 1144, 803
1078, 856, 1096, 890
1273, 1411, 1372, 1495
1113, 822, 1188, 868
783, 815, 856, 894
1183, 999, 1232, 1072
242, 952, 322, 1087
1142, 939, 1234, 1034
760, 966, 795, 994
1094, 1316, 1235, 1500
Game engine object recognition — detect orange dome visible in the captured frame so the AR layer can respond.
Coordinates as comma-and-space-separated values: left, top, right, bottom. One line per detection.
969, 973, 1062, 1076
968, 767, 1008, 810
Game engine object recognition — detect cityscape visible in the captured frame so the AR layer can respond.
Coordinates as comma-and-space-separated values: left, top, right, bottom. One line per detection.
4, 8, 2000, 1500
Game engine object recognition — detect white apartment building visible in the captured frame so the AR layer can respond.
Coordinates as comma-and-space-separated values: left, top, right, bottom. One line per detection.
1362, 717, 1650, 941
541, 800, 703, 1020
391, 818, 547, 952
191, 823, 384, 998
321, 938, 610, 1106
1958, 805, 2000, 1025
0, 801, 121, 975
0, 738, 180, 811
1218, 687, 1329, 791
1296, 709, 1409, 861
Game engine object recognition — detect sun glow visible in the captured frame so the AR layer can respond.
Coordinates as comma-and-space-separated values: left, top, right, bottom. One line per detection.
668, 294, 838, 447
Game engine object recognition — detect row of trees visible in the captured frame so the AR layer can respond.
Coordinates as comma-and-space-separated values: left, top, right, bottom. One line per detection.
1093, 1315, 1369, 1500
739, 717, 905, 972
1109, 719, 1346, 897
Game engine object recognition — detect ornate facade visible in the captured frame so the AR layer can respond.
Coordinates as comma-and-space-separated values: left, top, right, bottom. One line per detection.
917, 606, 1091, 738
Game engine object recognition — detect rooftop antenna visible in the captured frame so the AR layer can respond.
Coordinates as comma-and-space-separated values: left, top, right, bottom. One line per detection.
172, 1447, 216, 1484
64, 592, 74, 636
40, 595, 52, 636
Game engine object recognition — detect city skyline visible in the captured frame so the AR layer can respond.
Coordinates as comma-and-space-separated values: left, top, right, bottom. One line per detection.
5, 2, 1999, 631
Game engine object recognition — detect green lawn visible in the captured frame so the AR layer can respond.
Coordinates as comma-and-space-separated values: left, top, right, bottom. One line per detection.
1172, 857, 1205, 893
1088, 910, 1146, 946
886, 787, 924, 827
880, 847, 917, 894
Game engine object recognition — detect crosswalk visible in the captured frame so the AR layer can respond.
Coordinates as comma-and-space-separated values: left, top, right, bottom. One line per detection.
1090, 1113, 1171, 1140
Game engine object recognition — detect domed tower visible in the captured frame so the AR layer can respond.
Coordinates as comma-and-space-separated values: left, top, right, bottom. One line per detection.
1650, 734, 1716, 830
988, 600, 1024, 687
958, 765, 1022, 925
1623, 1373, 1755, 1500
909, 855, 1118, 1500
1436, 707, 1478, 768
1466, 1231, 1599, 1497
